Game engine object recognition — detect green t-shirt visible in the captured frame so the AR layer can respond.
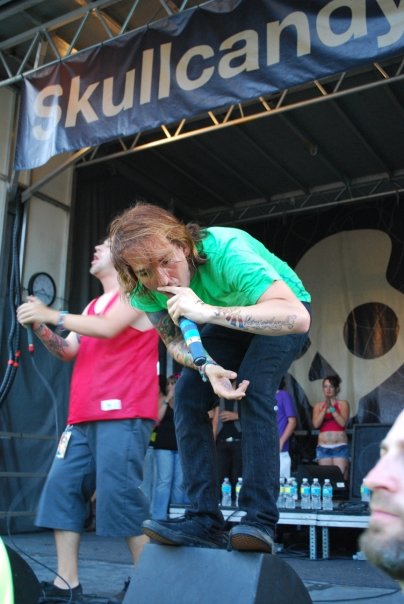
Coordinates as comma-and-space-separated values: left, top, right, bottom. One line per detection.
129, 226, 311, 312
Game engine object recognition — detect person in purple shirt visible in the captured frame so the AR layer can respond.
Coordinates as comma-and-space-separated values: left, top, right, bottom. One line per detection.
275, 377, 297, 479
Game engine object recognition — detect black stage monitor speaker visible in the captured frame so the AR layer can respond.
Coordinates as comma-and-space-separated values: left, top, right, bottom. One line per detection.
124, 544, 312, 604
350, 423, 391, 500
296, 464, 348, 500
5, 544, 41, 604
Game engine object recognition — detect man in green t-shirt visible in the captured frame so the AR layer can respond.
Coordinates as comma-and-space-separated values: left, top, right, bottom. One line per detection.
110, 202, 311, 552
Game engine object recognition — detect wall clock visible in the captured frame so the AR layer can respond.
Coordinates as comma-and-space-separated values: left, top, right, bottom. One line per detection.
27, 272, 56, 306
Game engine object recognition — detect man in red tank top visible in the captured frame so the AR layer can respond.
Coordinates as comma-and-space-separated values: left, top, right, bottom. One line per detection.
17, 239, 160, 604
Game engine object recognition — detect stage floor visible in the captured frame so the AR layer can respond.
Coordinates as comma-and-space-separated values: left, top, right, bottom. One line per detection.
2, 528, 403, 603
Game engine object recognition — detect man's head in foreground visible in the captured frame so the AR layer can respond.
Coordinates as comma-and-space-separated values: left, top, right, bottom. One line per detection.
359, 410, 404, 588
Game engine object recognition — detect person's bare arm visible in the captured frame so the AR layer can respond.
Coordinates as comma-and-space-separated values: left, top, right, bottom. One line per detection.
211, 406, 219, 439
279, 416, 297, 450
160, 280, 310, 336
312, 402, 327, 429
17, 295, 152, 338
30, 324, 80, 361
147, 309, 196, 368
332, 400, 350, 427
147, 310, 249, 400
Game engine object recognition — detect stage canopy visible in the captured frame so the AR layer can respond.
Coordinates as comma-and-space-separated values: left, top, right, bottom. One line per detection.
0, 0, 403, 224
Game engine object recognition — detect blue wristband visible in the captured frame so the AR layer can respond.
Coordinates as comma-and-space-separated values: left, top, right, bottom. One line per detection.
56, 311, 68, 333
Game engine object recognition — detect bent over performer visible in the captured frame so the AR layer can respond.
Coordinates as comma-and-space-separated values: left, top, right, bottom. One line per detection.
110, 202, 311, 553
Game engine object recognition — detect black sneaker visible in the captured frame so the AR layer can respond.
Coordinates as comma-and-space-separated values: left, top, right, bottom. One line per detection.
107, 577, 131, 604
38, 580, 83, 603
229, 523, 276, 554
142, 517, 228, 548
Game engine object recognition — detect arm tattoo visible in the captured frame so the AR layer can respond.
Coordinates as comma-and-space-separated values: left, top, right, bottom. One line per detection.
213, 308, 297, 332
147, 311, 195, 368
33, 323, 70, 359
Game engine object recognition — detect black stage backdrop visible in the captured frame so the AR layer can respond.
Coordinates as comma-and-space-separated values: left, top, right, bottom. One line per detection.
70, 167, 404, 429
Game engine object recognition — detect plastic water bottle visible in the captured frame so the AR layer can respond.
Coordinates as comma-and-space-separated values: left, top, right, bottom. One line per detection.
277, 477, 285, 509
285, 478, 296, 509
221, 477, 232, 507
235, 477, 243, 507
292, 477, 298, 502
311, 478, 322, 510
360, 481, 371, 502
300, 478, 311, 509
322, 478, 333, 510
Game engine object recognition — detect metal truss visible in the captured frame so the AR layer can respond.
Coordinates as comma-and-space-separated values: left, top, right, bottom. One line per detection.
73, 57, 404, 171
2, 0, 403, 226
76, 57, 403, 160
197, 170, 404, 226
72, 56, 404, 224
0, 0, 194, 87
19, 52, 404, 218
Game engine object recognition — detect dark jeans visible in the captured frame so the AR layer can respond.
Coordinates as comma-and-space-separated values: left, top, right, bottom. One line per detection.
174, 320, 309, 534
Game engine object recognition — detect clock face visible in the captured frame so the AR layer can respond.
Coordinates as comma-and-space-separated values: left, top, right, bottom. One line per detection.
28, 272, 56, 306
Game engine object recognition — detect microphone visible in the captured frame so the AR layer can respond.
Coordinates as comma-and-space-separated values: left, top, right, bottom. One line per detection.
27, 325, 35, 353
178, 317, 206, 366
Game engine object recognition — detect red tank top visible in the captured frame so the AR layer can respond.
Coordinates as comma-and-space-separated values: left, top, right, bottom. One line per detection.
319, 401, 345, 433
68, 294, 159, 424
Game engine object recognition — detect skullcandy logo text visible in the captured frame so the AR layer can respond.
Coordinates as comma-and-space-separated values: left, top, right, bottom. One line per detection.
31, 0, 402, 142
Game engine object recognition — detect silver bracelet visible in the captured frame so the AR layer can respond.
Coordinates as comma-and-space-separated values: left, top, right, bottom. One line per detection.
199, 359, 218, 382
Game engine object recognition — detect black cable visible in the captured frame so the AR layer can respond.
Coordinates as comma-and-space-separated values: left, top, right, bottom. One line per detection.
0, 189, 23, 405
28, 353, 60, 438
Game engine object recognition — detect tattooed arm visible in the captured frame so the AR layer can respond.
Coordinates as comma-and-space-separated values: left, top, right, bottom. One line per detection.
31, 323, 80, 361
161, 280, 310, 336
147, 310, 249, 400
147, 310, 197, 369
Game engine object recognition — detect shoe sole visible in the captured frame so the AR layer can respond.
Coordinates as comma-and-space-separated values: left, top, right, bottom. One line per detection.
143, 524, 226, 549
230, 533, 275, 554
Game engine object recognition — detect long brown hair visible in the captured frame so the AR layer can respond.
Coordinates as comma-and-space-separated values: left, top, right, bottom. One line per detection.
109, 202, 206, 294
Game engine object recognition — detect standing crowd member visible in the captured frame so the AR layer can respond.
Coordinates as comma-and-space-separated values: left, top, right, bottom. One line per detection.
17, 239, 159, 604
312, 375, 350, 480
213, 399, 242, 506
151, 374, 188, 520
110, 201, 311, 553
359, 410, 404, 591
275, 377, 297, 479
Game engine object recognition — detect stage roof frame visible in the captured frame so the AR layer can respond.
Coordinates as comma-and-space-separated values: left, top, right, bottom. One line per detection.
1, 0, 404, 225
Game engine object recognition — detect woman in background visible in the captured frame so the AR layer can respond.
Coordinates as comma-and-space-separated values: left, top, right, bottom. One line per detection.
312, 375, 350, 480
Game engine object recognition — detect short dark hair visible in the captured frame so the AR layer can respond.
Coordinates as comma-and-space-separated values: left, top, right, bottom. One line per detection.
323, 374, 341, 393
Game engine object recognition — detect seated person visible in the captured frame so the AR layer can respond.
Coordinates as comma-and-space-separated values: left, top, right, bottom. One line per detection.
312, 375, 350, 480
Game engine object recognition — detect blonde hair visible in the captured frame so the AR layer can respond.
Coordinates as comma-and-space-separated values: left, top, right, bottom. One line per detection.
109, 202, 206, 294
